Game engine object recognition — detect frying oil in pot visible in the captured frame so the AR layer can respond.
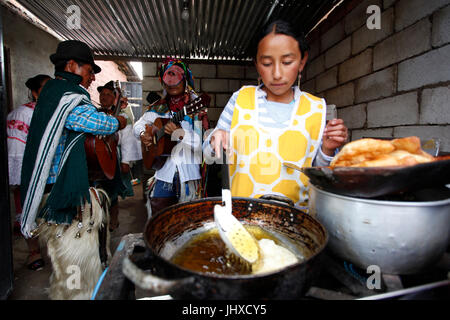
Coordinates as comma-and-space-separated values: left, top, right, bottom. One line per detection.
170, 225, 295, 276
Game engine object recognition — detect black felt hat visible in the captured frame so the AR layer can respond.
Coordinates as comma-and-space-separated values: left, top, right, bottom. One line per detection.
97, 80, 115, 93
50, 40, 101, 74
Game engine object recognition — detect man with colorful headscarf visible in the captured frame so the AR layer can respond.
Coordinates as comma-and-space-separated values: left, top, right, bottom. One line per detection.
134, 58, 209, 217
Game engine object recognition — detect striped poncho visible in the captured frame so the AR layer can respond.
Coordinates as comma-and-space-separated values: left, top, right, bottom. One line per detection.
20, 72, 93, 238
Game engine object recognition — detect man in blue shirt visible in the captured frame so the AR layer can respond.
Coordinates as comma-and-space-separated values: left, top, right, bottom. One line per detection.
20, 40, 127, 300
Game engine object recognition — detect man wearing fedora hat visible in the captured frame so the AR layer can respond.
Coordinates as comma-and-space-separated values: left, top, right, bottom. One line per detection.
94, 80, 142, 232
20, 40, 128, 300
50, 40, 102, 89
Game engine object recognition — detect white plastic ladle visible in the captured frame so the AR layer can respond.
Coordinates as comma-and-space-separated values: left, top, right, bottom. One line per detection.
214, 152, 259, 264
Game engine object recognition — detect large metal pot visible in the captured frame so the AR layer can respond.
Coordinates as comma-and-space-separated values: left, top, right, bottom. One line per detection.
123, 196, 328, 299
308, 183, 450, 275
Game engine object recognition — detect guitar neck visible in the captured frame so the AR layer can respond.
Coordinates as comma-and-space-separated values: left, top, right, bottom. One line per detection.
113, 95, 122, 117
154, 108, 186, 143
112, 81, 123, 117
172, 107, 187, 124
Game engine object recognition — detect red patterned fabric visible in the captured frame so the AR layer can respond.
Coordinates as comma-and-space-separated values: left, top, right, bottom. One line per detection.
7, 119, 30, 134
168, 93, 190, 112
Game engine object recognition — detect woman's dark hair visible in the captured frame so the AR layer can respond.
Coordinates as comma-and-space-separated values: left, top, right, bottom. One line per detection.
25, 74, 51, 92
250, 19, 310, 59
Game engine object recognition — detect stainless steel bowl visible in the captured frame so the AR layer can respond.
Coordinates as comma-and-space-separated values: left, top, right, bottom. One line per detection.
308, 184, 450, 275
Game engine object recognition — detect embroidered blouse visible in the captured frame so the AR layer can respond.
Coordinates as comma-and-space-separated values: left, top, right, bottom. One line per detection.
7, 102, 36, 185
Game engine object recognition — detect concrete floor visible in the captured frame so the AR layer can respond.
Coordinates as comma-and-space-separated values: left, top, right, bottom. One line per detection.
8, 183, 148, 300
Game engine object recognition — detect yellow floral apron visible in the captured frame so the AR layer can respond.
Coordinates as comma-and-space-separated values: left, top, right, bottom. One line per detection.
229, 86, 326, 208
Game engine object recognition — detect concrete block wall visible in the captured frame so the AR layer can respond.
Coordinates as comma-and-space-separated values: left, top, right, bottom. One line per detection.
304, 0, 450, 152
142, 62, 257, 126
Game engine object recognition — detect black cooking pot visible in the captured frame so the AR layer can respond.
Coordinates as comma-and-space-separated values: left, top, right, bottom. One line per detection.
122, 195, 328, 300
294, 156, 450, 198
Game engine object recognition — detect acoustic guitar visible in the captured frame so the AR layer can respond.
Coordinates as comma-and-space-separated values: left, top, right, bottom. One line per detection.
142, 93, 210, 170
85, 81, 123, 180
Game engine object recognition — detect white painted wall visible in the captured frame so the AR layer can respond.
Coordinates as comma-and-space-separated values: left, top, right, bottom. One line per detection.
1, 8, 128, 110
2, 8, 58, 109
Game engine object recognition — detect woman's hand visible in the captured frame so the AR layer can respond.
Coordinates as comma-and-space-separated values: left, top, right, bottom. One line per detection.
322, 119, 348, 156
210, 129, 230, 157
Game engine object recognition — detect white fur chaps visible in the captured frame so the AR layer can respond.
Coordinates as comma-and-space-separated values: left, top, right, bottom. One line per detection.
38, 188, 111, 300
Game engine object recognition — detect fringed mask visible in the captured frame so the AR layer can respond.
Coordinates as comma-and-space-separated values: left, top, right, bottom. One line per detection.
158, 58, 195, 90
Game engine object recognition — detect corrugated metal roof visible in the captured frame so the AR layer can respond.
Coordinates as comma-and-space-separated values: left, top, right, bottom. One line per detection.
14, 0, 341, 62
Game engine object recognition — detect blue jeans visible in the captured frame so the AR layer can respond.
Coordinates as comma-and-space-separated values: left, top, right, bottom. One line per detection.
152, 173, 181, 198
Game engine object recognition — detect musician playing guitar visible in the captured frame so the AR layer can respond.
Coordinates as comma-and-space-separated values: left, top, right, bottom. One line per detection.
134, 58, 209, 217
92, 80, 141, 231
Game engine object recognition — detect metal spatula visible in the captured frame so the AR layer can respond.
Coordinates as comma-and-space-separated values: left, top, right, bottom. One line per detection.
214, 151, 259, 265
